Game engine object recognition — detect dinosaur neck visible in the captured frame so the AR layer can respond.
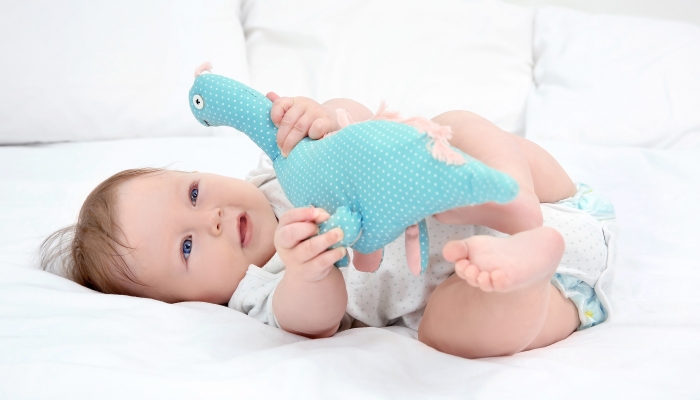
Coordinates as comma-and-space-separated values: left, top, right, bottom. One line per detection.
203, 74, 281, 160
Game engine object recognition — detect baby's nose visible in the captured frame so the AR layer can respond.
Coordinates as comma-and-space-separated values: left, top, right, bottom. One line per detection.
209, 208, 223, 235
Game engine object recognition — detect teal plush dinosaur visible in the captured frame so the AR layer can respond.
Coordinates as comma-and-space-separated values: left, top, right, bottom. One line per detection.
188, 64, 519, 275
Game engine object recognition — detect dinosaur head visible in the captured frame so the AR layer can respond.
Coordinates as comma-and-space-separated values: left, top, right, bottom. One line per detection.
188, 63, 281, 160
188, 66, 226, 128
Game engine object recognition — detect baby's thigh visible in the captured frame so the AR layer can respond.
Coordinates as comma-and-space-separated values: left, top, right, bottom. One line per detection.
510, 135, 577, 202
431, 110, 507, 147
432, 110, 576, 202
418, 274, 550, 358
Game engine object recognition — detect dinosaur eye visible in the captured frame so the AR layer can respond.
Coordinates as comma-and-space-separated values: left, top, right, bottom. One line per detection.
192, 94, 204, 109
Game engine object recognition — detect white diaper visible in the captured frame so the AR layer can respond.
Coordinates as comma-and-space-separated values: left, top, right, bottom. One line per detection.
545, 183, 618, 329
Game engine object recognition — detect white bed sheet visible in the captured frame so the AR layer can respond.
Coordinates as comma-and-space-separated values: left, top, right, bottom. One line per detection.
1, 136, 699, 398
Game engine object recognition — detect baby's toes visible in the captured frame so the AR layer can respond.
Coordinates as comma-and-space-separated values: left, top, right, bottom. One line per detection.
456, 261, 481, 287
476, 271, 494, 292
454, 259, 469, 279
490, 269, 512, 292
464, 264, 483, 288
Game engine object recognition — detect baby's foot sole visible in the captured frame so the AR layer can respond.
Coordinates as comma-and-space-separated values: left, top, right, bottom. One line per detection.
455, 260, 510, 292
446, 226, 564, 293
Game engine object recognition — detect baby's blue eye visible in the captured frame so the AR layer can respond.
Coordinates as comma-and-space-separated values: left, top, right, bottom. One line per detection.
182, 238, 192, 259
190, 187, 198, 205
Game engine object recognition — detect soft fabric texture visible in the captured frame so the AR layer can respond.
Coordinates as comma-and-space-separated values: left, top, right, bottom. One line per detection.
228, 254, 285, 329
189, 72, 519, 273
525, 7, 700, 148
503, 0, 700, 25
552, 273, 606, 330
232, 155, 614, 331
242, 0, 535, 135
0, 0, 249, 144
555, 183, 616, 220
549, 182, 618, 329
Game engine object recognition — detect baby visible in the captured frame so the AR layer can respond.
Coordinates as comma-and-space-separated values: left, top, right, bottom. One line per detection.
42, 93, 614, 359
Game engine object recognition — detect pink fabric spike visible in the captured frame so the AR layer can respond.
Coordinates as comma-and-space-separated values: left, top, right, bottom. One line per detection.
404, 224, 422, 276
420, 123, 464, 165
370, 102, 466, 166
373, 101, 401, 121
335, 108, 355, 128
324, 108, 356, 138
194, 62, 213, 77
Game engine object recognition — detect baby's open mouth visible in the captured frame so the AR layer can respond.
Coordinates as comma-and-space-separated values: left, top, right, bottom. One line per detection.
239, 213, 249, 247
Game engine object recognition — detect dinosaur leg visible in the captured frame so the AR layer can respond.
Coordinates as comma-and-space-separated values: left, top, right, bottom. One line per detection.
353, 249, 383, 272
318, 206, 363, 268
335, 253, 351, 268
405, 219, 430, 276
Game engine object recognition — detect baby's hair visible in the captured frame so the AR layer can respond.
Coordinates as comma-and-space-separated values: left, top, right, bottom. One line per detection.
40, 167, 164, 295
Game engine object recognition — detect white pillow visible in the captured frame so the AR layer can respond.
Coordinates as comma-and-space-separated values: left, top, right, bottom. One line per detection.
242, 0, 534, 135
525, 7, 700, 148
0, 1, 249, 144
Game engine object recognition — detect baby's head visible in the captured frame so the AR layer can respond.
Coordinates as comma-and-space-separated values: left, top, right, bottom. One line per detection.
42, 168, 278, 304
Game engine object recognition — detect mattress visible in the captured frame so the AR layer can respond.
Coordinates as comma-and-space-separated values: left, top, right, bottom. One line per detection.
1, 135, 698, 398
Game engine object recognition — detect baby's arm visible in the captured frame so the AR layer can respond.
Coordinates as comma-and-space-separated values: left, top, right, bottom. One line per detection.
272, 206, 348, 338
266, 92, 373, 156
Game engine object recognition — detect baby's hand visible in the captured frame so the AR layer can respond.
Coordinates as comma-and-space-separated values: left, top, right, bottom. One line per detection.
266, 92, 340, 157
275, 207, 347, 282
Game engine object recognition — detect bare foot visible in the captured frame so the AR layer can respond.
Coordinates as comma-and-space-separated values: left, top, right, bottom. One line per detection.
442, 226, 564, 292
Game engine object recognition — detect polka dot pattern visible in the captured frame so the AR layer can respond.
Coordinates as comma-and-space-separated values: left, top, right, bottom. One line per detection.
541, 205, 608, 286
317, 205, 363, 267
190, 74, 280, 159
281, 120, 518, 253
190, 73, 519, 271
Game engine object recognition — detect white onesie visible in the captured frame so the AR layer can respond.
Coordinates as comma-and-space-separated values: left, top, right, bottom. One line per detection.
229, 154, 618, 332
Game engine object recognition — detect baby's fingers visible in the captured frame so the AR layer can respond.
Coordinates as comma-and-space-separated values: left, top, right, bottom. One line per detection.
294, 228, 344, 263
278, 207, 330, 227
303, 247, 348, 281
280, 111, 318, 156
266, 91, 280, 102
270, 96, 293, 128
275, 221, 320, 250
308, 117, 333, 139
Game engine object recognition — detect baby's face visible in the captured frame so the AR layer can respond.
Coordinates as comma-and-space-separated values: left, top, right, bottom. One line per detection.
116, 171, 278, 304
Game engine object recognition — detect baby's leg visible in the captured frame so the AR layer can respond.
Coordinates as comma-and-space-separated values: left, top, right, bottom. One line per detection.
417, 227, 579, 358
431, 111, 577, 234
509, 134, 579, 203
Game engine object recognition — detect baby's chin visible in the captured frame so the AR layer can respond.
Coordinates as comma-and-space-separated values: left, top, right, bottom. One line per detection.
247, 222, 277, 269
214, 270, 250, 305
252, 247, 276, 269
